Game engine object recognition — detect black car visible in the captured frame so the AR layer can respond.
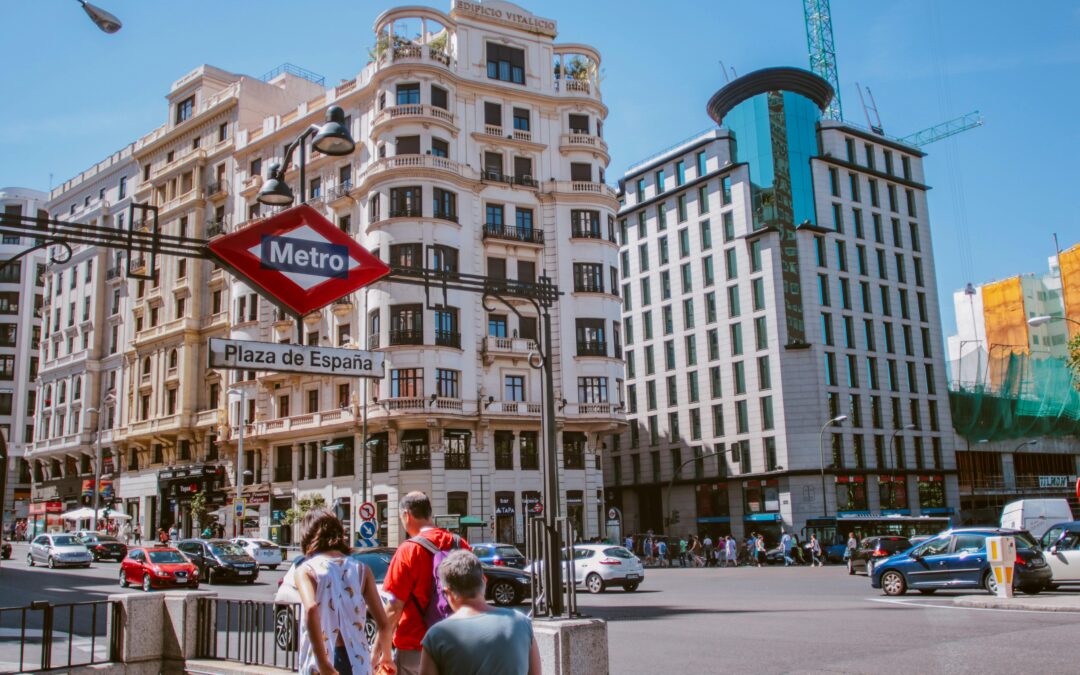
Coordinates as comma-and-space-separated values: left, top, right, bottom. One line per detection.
77, 533, 128, 562
848, 536, 910, 576
175, 539, 259, 584
482, 563, 532, 605
1, 541, 11, 560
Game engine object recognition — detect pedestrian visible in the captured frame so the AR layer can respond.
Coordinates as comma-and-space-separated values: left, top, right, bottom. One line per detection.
754, 534, 766, 567
383, 492, 471, 675
295, 507, 393, 675
624, 535, 633, 555
657, 539, 668, 568
678, 537, 688, 567
810, 534, 823, 567
168, 523, 179, 542
133, 525, 142, 545
725, 536, 737, 567
158, 528, 169, 546
418, 550, 540, 675
845, 532, 859, 575
781, 531, 794, 566
702, 535, 714, 567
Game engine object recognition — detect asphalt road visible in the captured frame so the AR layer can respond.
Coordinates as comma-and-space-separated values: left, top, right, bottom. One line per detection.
3, 544, 1080, 674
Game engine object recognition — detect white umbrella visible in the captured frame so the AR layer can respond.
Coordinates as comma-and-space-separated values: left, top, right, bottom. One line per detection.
61, 507, 97, 521
104, 511, 131, 520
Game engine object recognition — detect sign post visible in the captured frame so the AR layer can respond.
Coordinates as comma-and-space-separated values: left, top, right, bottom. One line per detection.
986, 536, 1016, 599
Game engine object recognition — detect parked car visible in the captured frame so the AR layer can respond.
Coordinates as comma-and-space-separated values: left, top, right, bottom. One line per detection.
174, 539, 259, 584
119, 547, 199, 591
1039, 521, 1080, 589
471, 543, 527, 569
27, 534, 92, 568
1001, 499, 1074, 540
482, 563, 532, 605
2, 541, 11, 560
871, 528, 1051, 596
232, 537, 283, 570
848, 536, 910, 576
526, 544, 643, 594
77, 533, 128, 562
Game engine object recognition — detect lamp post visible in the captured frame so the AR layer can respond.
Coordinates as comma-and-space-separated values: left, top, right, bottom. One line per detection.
1028, 315, 1080, 329
818, 415, 848, 518
227, 388, 247, 537
1012, 439, 1038, 454
77, 0, 122, 33
85, 407, 100, 533
888, 424, 918, 472
257, 106, 356, 208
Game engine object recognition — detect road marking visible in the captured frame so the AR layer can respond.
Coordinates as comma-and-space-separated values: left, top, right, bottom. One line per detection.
866, 597, 1080, 615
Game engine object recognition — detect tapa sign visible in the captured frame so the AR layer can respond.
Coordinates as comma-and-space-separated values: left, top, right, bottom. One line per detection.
209, 338, 384, 378
207, 204, 390, 317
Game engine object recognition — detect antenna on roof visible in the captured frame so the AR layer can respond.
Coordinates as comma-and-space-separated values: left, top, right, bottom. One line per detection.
718, 61, 737, 84
855, 82, 884, 135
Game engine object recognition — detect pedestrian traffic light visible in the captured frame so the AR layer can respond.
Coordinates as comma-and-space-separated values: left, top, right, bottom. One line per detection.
671, 510, 680, 524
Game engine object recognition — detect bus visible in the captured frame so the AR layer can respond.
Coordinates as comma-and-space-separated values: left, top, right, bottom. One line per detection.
803, 515, 952, 563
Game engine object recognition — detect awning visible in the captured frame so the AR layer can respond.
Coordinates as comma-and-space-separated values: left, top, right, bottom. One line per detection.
459, 516, 486, 527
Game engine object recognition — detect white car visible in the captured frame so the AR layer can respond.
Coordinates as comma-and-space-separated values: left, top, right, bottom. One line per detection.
526, 544, 644, 594
1039, 522, 1080, 588
27, 534, 93, 568
232, 537, 283, 570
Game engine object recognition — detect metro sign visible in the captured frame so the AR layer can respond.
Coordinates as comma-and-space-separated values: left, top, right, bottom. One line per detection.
207, 205, 390, 316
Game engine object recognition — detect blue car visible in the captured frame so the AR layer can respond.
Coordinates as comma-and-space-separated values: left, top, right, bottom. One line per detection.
871, 528, 1052, 596
471, 543, 528, 569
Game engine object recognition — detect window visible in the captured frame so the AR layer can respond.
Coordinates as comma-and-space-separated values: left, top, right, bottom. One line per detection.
578, 377, 608, 403
175, 96, 194, 124
504, 375, 525, 401
436, 368, 460, 399
487, 43, 525, 84
389, 186, 422, 217
432, 188, 457, 222
396, 83, 420, 105
512, 107, 530, 131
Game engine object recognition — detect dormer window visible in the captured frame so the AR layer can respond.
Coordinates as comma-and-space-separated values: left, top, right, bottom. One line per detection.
175, 96, 194, 124
486, 43, 525, 84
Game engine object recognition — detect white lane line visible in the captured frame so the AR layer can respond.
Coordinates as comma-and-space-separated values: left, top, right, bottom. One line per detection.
865, 597, 1080, 615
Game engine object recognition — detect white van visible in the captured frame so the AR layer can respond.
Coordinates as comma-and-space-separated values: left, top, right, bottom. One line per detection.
1000, 499, 1075, 540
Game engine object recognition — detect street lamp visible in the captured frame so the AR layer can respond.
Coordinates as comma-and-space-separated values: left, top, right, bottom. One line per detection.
85, 407, 100, 532
257, 106, 356, 207
227, 388, 247, 537
818, 415, 848, 518
1028, 315, 1080, 328
888, 424, 918, 472
1013, 439, 1038, 454
78, 0, 122, 33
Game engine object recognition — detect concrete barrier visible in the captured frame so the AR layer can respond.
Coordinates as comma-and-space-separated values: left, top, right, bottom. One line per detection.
534, 617, 609, 675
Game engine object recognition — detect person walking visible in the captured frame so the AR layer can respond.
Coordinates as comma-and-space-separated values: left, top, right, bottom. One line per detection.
810, 534, 823, 567
418, 550, 540, 675
781, 531, 794, 567
702, 535, 714, 567
678, 536, 688, 567
754, 534, 766, 567
845, 532, 859, 575
133, 525, 142, 545
157, 528, 169, 546
168, 523, 179, 542
656, 539, 668, 568
725, 535, 737, 568
383, 492, 471, 675
296, 508, 393, 675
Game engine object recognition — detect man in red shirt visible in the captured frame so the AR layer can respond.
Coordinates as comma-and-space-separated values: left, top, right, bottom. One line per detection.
382, 491, 471, 675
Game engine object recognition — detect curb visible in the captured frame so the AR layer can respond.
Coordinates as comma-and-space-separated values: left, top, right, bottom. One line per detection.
954, 595, 1080, 613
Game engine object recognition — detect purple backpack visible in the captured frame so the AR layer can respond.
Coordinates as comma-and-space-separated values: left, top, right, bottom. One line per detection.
409, 533, 462, 628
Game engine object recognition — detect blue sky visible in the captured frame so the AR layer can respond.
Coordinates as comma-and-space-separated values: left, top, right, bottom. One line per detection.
3, 1, 1079, 335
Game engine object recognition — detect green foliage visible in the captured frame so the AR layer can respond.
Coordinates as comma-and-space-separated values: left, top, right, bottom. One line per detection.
281, 494, 327, 528
1069, 333, 1080, 390
189, 491, 208, 529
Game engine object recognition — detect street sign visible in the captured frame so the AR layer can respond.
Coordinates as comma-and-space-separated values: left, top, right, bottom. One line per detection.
358, 501, 376, 521
209, 338, 384, 378
322, 443, 346, 453
532, 501, 544, 515
207, 204, 390, 317
358, 537, 378, 548
358, 520, 377, 538
234, 500, 246, 518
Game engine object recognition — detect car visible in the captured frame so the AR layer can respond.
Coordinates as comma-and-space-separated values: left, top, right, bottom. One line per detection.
848, 536, 910, 576
232, 537, 283, 570
2, 541, 11, 560
77, 533, 128, 562
871, 528, 1051, 596
1001, 499, 1074, 540
174, 538, 259, 584
1039, 522, 1080, 589
471, 543, 527, 569
907, 535, 932, 548
482, 563, 532, 605
26, 533, 92, 568
119, 547, 199, 591
526, 544, 644, 594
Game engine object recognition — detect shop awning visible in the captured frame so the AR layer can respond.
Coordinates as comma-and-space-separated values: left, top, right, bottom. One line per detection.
459, 516, 486, 527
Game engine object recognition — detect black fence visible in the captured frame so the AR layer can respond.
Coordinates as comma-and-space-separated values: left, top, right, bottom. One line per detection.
0, 600, 117, 673
196, 598, 300, 671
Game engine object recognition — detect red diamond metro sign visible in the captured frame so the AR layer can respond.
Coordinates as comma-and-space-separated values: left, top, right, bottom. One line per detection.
207, 204, 390, 317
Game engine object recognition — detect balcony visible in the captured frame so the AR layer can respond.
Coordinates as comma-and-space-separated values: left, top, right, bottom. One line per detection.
206, 181, 227, 199
560, 133, 609, 156
205, 220, 225, 238
573, 279, 604, 294
486, 400, 543, 416
328, 182, 352, 205
362, 155, 475, 185
570, 226, 604, 241
483, 225, 544, 245
382, 397, 426, 411
194, 409, 219, 428
576, 340, 608, 357
368, 334, 380, 350
240, 175, 263, 197
547, 181, 619, 201
388, 329, 423, 346
105, 268, 122, 281
482, 336, 538, 364
332, 297, 354, 315
388, 207, 422, 219
372, 104, 456, 133
251, 408, 356, 440
444, 452, 470, 470
434, 330, 461, 348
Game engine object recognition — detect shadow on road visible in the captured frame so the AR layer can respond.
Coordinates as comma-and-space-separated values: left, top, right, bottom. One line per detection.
0, 567, 117, 605
579, 603, 826, 621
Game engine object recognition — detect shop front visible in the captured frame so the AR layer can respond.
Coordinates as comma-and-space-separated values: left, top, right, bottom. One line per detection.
157, 465, 227, 537
835, 476, 870, 515
743, 479, 782, 545
878, 475, 910, 514
27, 501, 63, 537
695, 482, 731, 539
494, 492, 516, 544
917, 474, 953, 516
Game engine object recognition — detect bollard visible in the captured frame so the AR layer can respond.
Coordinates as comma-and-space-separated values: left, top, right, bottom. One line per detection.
986, 536, 1016, 599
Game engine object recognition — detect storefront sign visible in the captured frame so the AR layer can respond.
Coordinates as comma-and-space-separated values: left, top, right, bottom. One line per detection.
158, 465, 219, 481
229, 493, 269, 505
1038, 475, 1071, 489
209, 338, 384, 378
495, 495, 515, 516
452, 0, 557, 37
29, 501, 63, 515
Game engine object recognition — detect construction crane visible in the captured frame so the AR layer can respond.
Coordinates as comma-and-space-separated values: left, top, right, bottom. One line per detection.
802, 0, 982, 146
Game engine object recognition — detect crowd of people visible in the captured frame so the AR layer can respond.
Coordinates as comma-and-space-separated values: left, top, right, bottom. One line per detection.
625, 531, 829, 568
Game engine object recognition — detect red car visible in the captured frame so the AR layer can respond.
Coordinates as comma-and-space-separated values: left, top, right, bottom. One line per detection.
119, 547, 199, 591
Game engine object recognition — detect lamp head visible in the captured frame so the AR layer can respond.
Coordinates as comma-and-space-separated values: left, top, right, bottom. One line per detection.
312, 106, 356, 156
80, 1, 122, 34
1027, 315, 1053, 328
256, 163, 294, 206
904, 424, 917, 430
830, 415, 848, 424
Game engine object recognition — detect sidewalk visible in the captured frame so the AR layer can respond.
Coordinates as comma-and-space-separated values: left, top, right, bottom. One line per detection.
954, 593, 1080, 612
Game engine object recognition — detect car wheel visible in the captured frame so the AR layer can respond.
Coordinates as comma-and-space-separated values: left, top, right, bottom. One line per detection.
143, 575, 153, 592
48, 556, 56, 569
274, 608, 296, 651
918, 589, 936, 595
269, 565, 279, 571
881, 571, 907, 596
490, 581, 517, 606
119, 570, 128, 588
623, 583, 640, 592
585, 573, 605, 594
1046, 584, 1059, 591
1021, 585, 1043, 595
983, 571, 999, 595
191, 582, 199, 590
246, 576, 256, 584
865, 560, 875, 577
26, 553, 34, 567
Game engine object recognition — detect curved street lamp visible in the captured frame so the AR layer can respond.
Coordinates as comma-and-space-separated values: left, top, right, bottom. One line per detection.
888, 424, 918, 472
257, 106, 357, 207
78, 0, 122, 34
1028, 315, 1080, 329
818, 415, 848, 518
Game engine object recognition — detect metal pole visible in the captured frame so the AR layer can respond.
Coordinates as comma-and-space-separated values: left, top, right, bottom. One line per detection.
91, 436, 101, 533
818, 423, 829, 518
298, 137, 307, 204
361, 380, 368, 504
541, 310, 563, 616
235, 390, 246, 537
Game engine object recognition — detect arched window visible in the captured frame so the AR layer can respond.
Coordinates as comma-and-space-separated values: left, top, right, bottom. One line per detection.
168, 349, 178, 370
143, 356, 151, 377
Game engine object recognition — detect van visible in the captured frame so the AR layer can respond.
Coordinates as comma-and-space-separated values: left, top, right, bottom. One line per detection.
1000, 499, 1075, 540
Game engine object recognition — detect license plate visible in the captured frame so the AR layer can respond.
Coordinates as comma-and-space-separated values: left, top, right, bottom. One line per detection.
238, 570, 253, 575
625, 574, 640, 580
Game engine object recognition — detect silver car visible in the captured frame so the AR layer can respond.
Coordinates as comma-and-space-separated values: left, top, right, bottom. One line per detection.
27, 534, 93, 568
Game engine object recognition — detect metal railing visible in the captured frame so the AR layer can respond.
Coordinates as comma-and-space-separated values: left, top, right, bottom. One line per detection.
444, 451, 470, 470
483, 224, 544, 244
195, 598, 299, 671
388, 328, 423, 346
434, 330, 461, 348
525, 517, 578, 618
0, 600, 118, 672
576, 340, 607, 357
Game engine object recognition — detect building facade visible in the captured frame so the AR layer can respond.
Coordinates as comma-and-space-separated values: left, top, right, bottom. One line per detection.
0, 187, 47, 535
610, 68, 959, 543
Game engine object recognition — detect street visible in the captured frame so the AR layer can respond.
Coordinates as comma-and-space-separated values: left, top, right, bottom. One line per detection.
4, 544, 1080, 673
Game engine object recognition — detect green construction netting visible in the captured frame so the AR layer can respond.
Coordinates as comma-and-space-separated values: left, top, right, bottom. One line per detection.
950, 353, 1080, 442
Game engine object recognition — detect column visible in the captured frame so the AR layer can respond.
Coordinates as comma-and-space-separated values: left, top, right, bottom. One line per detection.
326, 439, 336, 479
1002, 453, 1017, 491
292, 444, 301, 483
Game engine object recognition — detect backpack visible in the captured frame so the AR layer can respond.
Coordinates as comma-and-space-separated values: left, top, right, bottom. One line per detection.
409, 533, 461, 628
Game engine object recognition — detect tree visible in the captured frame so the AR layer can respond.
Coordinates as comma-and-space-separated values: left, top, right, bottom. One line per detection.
281, 494, 327, 528
189, 491, 208, 532
1069, 333, 1080, 390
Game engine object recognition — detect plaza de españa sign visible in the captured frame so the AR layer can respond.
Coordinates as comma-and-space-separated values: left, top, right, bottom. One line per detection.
209, 338, 384, 378
207, 204, 390, 317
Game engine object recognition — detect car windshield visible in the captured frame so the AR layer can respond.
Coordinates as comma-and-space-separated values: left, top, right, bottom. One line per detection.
148, 550, 187, 564
210, 543, 246, 557
879, 538, 910, 553
603, 547, 636, 559
495, 546, 523, 558
1013, 532, 1038, 549
353, 553, 391, 583
52, 536, 79, 546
